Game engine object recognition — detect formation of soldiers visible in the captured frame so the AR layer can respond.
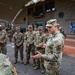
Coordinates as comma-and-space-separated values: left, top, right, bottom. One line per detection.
0, 19, 65, 75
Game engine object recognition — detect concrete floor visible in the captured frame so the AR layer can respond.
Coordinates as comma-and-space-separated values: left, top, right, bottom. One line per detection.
7, 42, 75, 75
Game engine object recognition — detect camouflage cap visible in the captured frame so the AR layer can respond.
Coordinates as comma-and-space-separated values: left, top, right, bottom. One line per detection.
15, 27, 20, 30
38, 26, 43, 30
28, 25, 33, 28
46, 19, 59, 27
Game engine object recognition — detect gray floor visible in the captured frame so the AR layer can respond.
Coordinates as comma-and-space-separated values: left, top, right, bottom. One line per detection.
7, 42, 75, 75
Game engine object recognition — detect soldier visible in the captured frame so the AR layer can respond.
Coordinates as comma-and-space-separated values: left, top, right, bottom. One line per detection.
0, 53, 18, 75
34, 26, 47, 74
24, 25, 36, 66
32, 19, 65, 75
0, 25, 7, 54
13, 27, 24, 64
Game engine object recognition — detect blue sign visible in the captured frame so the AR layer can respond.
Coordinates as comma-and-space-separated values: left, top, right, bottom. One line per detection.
70, 22, 75, 33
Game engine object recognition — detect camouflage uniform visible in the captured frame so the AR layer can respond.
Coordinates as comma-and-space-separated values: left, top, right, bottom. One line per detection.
0, 53, 17, 75
0, 25, 7, 54
13, 27, 24, 64
41, 19, 65, 75
24, 25, 36, 65
34, 26, 47, 73
7, 29, 12, 42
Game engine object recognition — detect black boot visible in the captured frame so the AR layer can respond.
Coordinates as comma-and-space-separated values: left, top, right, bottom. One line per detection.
34, 65, 40, 70
24, 60, 29, 65
14, 59, 17, 64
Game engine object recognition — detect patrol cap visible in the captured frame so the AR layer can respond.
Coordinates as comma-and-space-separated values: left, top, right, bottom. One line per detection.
28, 25, 33, 28
38, 26, 43, 30
46, 19, 59, 27
15, 27, 20, 30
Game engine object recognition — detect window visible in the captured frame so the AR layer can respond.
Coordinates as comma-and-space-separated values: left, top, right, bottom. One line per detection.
28, 22, 34, 25
33, 5, 44, 18
28, 7, 34, 15
35, 21, 42, 27
45, 1, 55, 13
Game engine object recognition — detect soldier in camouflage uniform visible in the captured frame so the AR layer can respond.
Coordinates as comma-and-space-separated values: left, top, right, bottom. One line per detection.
24, 25, 36, 66
0, 53, 17, 75
32, 19, 65, 75
0, 25, 7, 54
13, 27, 24, 64
34, 26, 47, 74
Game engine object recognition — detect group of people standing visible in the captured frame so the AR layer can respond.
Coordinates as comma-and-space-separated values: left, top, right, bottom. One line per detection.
13, 23, 47, 74
0, 19, 65, 75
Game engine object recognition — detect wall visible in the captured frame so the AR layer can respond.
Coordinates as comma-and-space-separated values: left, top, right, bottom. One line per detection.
55, 0, 75, 34
15, 0, 75, 34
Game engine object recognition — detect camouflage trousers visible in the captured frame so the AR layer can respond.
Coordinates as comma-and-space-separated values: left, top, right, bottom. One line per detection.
14, 45, 24, 61
26, 44, 35, 63
0, 44, 7, 54
35, 47, 45, 69
44, 61, 60, 75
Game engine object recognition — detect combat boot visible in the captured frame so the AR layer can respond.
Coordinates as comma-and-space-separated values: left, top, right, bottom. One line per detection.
24, 60, 29, 65
21, 60, 24, 64
33, 64, 36, 67
41, 69, 45, 74
34, 66, 40, 70
32, 60, 36, 67
14, 59, 17, 64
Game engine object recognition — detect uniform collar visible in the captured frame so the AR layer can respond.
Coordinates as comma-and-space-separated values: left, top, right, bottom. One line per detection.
52, 31, 60, 37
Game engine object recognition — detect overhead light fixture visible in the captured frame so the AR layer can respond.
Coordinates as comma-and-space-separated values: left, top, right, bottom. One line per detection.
32, 0, 45, 3
25, 0, 45, 7
25, 1, 33, 6
32, 0, 39, 3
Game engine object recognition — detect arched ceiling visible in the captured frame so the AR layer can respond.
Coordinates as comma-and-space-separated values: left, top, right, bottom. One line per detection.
0, 0, 30, 22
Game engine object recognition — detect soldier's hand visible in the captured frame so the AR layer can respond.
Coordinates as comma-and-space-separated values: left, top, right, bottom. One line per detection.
16, 44, 19, 47
26, 44, 30, 46
31, 51, 42, 59
0, 41, 5, 44
41, 43, 46, 48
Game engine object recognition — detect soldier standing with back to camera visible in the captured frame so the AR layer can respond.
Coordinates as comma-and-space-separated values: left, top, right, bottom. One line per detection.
24, 25, 36, 67
13, 27, 24, 64
32, 19, 65, 75
34, 26, 47, 74
0, 25, 7, 54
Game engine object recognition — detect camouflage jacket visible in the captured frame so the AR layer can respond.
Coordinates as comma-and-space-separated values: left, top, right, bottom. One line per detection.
34, 33, 47, 47
0, 53, 16, 75
0, 30, 7, 43
13, 32, 24, 45
24, 31, 36, 45
42, 31, 64, 64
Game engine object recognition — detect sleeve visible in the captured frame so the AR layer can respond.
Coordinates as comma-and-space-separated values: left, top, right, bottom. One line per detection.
24, 32, 27, 40
13, 34, 16, 44
37, 34, 47, 47
19, 34, 24, 45
2, 32, 7, 43
34, 34, 37, 46
24, 32, 27, 44
30, 32, 35, 44
42, 53, 56, 61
